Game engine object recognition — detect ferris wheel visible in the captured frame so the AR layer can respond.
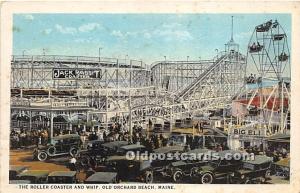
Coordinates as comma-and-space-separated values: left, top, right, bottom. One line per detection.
245, 19, 291, 134
247, 19, 290, 81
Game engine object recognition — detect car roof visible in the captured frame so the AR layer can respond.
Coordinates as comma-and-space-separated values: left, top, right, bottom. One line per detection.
243, 155, 273, 165
53, 134, 80, 140
275, 157, 290, 167
9, 180, 31, 184
85, 172, 117, 183
153, 146, 184, 153
106, 155, 149, 162
216, 150, 245, 159
119, 144, 145, 150
48, 171, 77, 177
88, 139, 104, 143
10, 165, 29, 172
171, 161, 187, 167
101, 141, 128, 149
187, 148, 212, 154
17, 170, 50, 178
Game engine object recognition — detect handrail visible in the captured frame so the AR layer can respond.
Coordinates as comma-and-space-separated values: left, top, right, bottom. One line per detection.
11, 98, 89, 108
11, 55, 147, 69
150, 60, 214, 70
177, 53, 228, 98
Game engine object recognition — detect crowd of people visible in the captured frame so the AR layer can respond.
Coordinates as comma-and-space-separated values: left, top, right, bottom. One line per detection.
10, 128, 49, 149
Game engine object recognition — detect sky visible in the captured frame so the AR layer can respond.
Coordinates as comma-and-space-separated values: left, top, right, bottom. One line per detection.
13, 14, 291, 69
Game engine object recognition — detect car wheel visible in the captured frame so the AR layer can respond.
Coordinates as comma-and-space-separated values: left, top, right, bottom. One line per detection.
144, 170, 153, 184
80, 157, 90, 167
201, 173, 214, 184
70, 147, 79, 157
244, 179, 253, 184
47, 146, 56, 156
173, 170, 183, 183
37, 151, 48, 161
265, 170, 271, 179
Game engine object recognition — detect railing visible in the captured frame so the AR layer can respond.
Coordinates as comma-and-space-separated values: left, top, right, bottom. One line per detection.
11, 98, 88, 108
150, 60, 214, 70
51, 101, 88, 107
11, 55, 147, 69
177, 53, 228, 98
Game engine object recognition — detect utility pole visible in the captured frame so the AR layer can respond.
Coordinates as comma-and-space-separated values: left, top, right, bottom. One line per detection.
99, 47, 103, 62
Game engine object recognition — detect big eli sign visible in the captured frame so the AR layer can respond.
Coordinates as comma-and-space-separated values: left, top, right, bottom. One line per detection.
232, 128, 266, 137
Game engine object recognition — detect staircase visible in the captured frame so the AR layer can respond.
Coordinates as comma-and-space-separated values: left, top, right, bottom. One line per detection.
177, 54, 228, 99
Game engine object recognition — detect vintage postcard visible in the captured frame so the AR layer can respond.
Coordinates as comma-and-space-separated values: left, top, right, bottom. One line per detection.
1, 1, 300, 193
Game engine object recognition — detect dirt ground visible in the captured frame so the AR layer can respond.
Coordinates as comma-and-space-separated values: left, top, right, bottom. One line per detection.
10, 149, 86, 182
10, 149, 69, 171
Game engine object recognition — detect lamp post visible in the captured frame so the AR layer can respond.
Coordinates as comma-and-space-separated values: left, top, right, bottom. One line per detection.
22, 50, 26, 57
43, 48, 46, 56
125, 54, 129, 65
187, 56, 189, 62
215, 49, 219, 60
98, 47, 103, 62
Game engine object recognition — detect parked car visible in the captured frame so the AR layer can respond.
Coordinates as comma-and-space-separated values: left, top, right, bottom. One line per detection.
196, 150, 244, 184
86, 139, 105, 154
78, 140, 129, 169
47, 171, 77, 184
84, 172, 118, 184
101, 141, 129, 156
163, 148, 211, 182
33, 134, 82, 161
167, 133, 187, 146
105, 155, 153, 183
266, 157, 290, 184
9, 165, 29, 180
17, 170, 49, 183
9, 180, 31, 184
231, 155, 273, 184
116, 144, 146, 155
151, 146, 185, 172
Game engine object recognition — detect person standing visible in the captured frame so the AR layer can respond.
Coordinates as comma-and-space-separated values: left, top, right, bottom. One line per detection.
69, 156, 77, 171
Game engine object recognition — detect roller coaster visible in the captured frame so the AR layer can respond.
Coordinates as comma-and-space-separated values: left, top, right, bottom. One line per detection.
10, 19, 290, 140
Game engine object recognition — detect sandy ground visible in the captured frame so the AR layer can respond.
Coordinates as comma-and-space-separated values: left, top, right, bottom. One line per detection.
10, 149, 86, 182
10, 149, 69, 171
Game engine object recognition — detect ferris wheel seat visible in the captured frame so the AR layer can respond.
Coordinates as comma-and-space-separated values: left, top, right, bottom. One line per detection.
278, 55, 289, 62
273, 34, 285, 41
249, 45, 264, 53
256, 20, 273, 32
256, 27, 269, 32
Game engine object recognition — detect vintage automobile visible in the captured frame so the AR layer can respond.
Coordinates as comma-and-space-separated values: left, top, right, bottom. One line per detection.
116, 144, 146, 155
33, 134, 82, 161
47, 171, 77, 184
273, 157, 290, 179
105, 155, 153, 183
266, 157, 290, 184
230, 155, 273, 184
84, 172, 118, 184
163, 148, 212, 182
86, 139, 105, 152
101, 141, 129, 156
9, 165, 29, 180
151, 145, 185, 172
167, 133, 187, 146
9, 180, 31, 184
196, 150, 244, 184
17, 170, 50, 184
78, 140, 129, 169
